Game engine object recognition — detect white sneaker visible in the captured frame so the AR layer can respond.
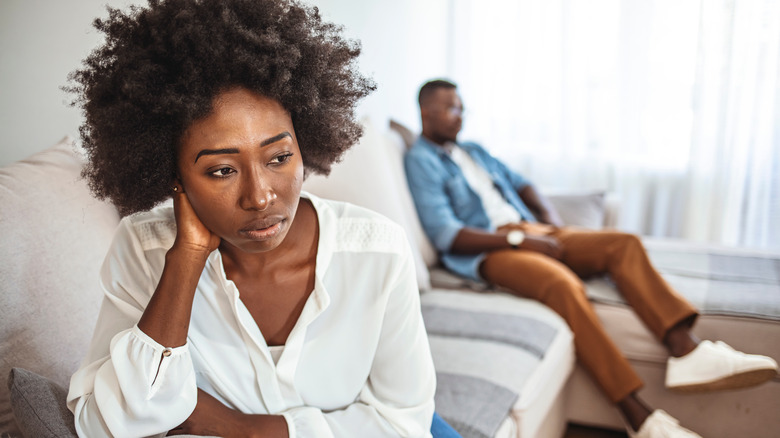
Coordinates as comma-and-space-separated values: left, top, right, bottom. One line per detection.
666, 340, 778, 392
627, 410, 701, 438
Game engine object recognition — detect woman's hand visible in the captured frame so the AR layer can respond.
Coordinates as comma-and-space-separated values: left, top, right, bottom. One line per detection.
167, 389, 238, 437
168, 389, 288, 438
519, 235, 564, 260
136, 186, 221, 347
172, 185, 221, 256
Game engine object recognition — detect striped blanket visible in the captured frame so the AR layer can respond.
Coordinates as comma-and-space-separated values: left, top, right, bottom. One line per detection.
587, 240, 780, 320
420, 293, 566, 438
423, 239, 780, 437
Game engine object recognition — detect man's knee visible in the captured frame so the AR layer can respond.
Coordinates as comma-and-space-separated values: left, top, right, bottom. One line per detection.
537, 270, 587, 305
608, 232, 644, 255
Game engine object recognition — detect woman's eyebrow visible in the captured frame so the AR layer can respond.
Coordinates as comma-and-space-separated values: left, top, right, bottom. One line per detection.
194, 147, 240, 163
260, 131, 292, 147
194, 131, 293, 163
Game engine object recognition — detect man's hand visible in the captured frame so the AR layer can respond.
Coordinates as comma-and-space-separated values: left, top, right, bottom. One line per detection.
518, 235, 563, 260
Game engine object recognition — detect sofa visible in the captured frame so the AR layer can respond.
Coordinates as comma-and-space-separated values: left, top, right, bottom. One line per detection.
304, 119, 780, 438
1, 120, 778, 438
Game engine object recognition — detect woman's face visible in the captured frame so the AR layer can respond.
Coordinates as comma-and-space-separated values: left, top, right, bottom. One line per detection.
177, 87, 304, 254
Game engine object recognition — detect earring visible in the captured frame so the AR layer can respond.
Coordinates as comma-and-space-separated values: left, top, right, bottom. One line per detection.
172, 186, 179, 192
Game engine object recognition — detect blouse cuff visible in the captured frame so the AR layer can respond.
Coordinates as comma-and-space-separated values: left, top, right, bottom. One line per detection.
90, 326, 196, 434
282, 406, 333, 438
108, 326, 193, 400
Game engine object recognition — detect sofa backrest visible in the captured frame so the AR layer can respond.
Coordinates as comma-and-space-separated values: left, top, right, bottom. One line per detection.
302, 117, 619, 293
0, 137, 120, 435
303, 118, 438, 290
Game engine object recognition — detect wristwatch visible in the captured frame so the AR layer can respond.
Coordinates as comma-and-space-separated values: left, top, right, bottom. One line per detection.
506, 230, 525, 249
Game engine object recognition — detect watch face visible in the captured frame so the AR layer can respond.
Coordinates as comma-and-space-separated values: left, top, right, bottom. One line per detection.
507, 230, 525, 246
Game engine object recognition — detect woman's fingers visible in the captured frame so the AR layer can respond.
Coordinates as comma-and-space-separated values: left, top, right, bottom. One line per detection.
172, 186, 221, 254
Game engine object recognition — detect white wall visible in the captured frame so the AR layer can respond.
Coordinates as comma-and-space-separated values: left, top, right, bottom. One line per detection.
309, 0, 450, 132
0, 0, 138, 167
0, 0, 450, 167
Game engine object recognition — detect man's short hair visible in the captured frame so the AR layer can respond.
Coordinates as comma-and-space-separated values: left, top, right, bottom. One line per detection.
418, 79, 457, 108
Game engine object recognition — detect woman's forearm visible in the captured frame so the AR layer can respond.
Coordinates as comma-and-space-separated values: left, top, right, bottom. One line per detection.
137, 246, 211, 347
171, 389, 289, 438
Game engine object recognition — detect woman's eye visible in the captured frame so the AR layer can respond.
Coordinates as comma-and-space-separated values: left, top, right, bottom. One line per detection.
271, 153, 294, 165
209, 167, 235, 178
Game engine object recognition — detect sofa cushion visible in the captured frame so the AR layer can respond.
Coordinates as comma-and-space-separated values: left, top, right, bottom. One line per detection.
382, 128, 439, 270
389, 119, 416, 149
421, 289, 574, 438
7, 368, 77, 438
0, 137, 120, 435
545, 191, 606, 229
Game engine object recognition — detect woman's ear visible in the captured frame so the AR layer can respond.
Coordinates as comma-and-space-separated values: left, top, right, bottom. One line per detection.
172, 174, 185, 194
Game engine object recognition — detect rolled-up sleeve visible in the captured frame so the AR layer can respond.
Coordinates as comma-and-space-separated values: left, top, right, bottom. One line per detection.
67, 219, 198, 438
404, 150, 464, 253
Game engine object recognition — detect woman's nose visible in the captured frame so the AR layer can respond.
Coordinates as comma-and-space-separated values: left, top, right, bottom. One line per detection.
239, 171, 277, 211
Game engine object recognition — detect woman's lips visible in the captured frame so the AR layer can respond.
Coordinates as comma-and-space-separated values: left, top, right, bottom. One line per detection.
240, 217, 285, 241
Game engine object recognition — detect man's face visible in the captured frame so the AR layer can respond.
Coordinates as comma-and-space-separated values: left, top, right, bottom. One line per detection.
422, 87, 463, 145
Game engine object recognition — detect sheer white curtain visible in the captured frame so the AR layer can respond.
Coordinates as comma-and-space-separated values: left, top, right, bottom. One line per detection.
446, 0, 780, 249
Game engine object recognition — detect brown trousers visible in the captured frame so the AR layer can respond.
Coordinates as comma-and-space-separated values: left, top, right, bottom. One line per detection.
479, 223, 698, 403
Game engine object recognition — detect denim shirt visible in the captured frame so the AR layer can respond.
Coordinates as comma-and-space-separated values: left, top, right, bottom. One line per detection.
404, 136, 536, 280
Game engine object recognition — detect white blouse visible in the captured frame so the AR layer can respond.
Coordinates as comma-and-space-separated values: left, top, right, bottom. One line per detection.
67, 192, 436, 438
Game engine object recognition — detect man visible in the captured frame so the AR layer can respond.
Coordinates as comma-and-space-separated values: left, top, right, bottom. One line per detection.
404, 79, 778, 438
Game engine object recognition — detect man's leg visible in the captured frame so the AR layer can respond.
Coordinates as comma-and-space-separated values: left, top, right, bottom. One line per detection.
551, 228, 698, 344
480, 249, 643, 403
552, 227, 777, 395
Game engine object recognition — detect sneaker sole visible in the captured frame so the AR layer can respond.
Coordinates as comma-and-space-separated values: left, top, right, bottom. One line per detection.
667, 368, 778, 393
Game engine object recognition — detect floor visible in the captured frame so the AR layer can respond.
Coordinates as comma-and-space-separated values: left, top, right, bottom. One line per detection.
564, 423, 628, 438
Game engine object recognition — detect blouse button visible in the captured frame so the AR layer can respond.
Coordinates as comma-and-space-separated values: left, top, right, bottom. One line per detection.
162, 348, 172, 357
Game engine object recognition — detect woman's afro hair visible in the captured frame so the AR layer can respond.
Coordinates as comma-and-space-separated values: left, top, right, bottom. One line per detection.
68, 0, 375, 216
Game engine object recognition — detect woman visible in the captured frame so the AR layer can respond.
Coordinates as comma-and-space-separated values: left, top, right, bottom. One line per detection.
66, 1, 458, 436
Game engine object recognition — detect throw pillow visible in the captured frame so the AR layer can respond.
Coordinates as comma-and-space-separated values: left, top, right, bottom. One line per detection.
7, 368, 77, 438
389, 119, 415, 149
545, 191, 607, 229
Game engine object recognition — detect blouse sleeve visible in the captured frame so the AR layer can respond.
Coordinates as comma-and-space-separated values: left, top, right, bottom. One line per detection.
282, 233, 436, 438
67, 218, 198, 438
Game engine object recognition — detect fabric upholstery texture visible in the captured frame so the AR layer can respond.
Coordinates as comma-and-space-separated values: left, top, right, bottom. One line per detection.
0, 137, 120, 436
587, 240, 780, 321
421, 289, 575, 438
544, 191, 606, 230
6, 368, 77, 438
389, 118, 416, 149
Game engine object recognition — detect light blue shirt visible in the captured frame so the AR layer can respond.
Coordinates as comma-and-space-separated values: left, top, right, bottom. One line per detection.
404, 136, 536, 280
